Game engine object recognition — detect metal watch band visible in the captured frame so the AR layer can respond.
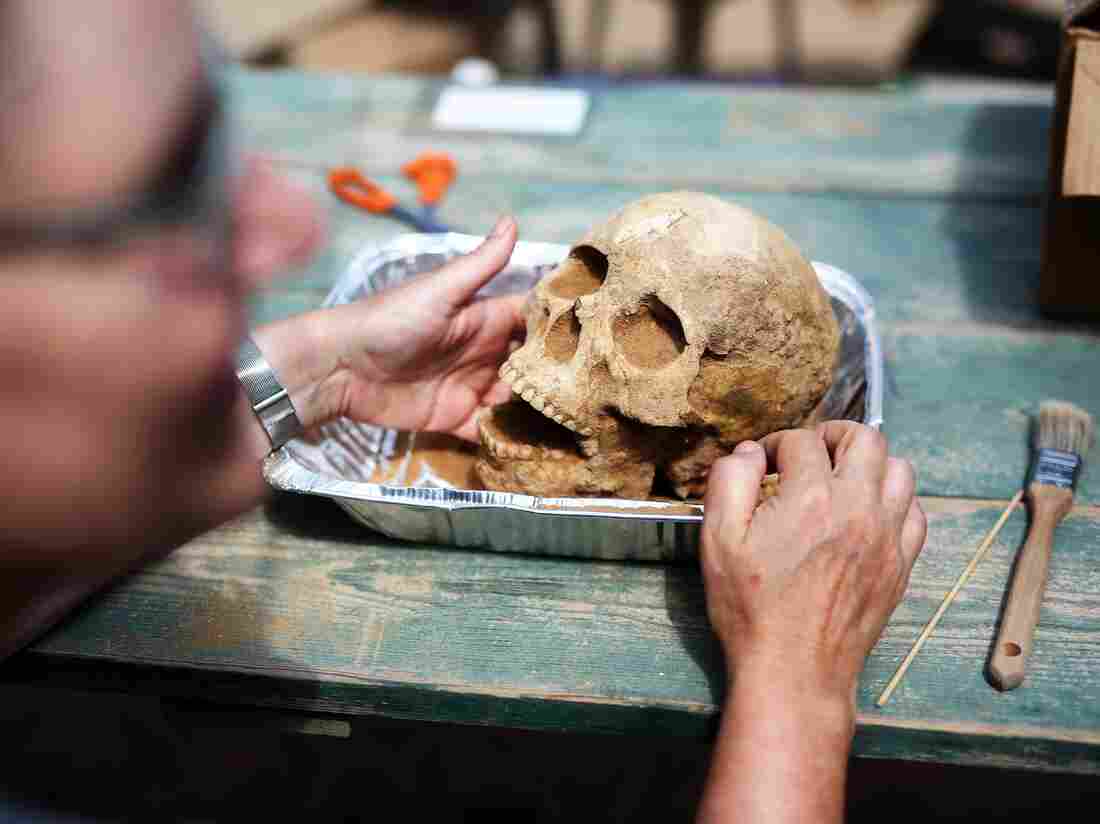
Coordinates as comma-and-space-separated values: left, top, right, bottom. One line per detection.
235, 336, 302, 451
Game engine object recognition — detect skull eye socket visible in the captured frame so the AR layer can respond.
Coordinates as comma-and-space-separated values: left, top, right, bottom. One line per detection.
613, 296, 686, 369
545, 308, 582, 363
547, 246, 608, 299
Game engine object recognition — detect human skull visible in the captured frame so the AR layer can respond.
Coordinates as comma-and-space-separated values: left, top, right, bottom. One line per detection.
500, 192, 840, 448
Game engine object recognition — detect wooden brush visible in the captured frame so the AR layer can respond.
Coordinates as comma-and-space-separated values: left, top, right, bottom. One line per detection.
988, 401, 1094, 691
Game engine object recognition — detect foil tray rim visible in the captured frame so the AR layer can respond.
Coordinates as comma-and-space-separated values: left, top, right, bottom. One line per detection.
264, 449, 708, 523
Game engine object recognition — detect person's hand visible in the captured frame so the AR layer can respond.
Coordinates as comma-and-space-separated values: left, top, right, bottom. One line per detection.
701, 422, 927, 705
329, 216, 522, 440
256, 217, 524, 442
696, 423, 926, 822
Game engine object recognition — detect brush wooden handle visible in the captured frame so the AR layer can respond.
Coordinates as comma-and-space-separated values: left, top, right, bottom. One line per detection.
988, 484, 1074, 691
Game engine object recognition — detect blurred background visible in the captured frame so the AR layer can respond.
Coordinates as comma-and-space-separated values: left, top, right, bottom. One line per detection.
199, 0, 1064, 85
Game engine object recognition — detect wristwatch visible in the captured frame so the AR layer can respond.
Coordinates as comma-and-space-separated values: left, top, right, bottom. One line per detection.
235, 336, 302, 451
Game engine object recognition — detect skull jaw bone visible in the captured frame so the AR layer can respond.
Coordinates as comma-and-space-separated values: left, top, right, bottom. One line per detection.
475, 399, 783, 506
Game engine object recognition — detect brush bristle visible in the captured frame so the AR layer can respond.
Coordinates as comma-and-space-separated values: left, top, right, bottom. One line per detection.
1037, 401, 1095, 458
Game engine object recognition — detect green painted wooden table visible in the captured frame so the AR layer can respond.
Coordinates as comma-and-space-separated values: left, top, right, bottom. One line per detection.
10, 71, 1100, 773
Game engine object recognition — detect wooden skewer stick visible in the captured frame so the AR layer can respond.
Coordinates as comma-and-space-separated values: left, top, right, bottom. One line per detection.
876, 490, 1025, 707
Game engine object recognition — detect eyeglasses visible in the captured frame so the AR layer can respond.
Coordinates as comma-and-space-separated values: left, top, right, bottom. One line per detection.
0, 26, 234, 257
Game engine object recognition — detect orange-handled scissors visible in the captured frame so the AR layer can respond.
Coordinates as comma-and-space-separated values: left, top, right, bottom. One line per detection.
402, 152, 457, 211
327, 152, 458, 233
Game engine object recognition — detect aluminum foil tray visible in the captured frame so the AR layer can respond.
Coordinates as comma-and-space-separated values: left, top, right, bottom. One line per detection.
263, 233, 884, 562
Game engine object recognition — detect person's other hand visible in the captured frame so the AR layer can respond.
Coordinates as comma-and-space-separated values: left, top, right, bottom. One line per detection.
701, 422, 927, 706
233, 156, 327, 291
258, 217, 524, 441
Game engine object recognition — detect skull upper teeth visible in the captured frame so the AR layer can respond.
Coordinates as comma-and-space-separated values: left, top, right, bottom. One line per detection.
501, 363, 582, 433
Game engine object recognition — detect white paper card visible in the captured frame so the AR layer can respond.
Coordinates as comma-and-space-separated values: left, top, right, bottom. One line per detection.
431, 86, 590, 136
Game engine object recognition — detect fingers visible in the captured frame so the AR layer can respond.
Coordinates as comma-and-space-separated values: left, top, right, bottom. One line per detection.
482, 378, 516, 407
450, 412, 483, 444
233, 156, 326, 290
703, 441, 768, 552
817, 420, 889, 487
759, 428, 832, 484
882, 456, 917, 528
476, 293, 528, 342
417, 217, 518, 311
899, 498, 928, 569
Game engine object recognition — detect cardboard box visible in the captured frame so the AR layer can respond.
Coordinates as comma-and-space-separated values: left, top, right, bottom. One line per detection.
498, 0, 932, 80
198, 0, 367, 58
290, 10, 478, 74
707, 0, 934, 81
1040, 1, 1100, 316
498, 0, 674, 75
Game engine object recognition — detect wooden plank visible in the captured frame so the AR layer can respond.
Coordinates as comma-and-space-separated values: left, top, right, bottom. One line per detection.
886, 332, 1100, 505
262, 177, 1049, 328
20, 497, 1100, 772
229, 69, 1052, 199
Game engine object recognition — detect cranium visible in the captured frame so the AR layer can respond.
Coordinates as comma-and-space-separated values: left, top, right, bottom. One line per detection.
478, 191, 840, 499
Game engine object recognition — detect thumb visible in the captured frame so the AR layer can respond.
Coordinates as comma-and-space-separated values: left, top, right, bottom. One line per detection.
702, 441, 767, 554
421, 216, 518, 311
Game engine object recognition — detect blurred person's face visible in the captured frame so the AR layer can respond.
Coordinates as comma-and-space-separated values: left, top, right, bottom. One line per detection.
0, 1, 322, 563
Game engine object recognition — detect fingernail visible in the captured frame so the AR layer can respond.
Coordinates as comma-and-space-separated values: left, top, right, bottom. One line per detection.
735, 440, 760, 455
490, 216, 512, 239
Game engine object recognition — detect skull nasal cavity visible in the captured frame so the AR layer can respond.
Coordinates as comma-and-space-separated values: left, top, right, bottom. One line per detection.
547, 246, 608, 299
546, 309, 582, 362
614, 297, 686, 369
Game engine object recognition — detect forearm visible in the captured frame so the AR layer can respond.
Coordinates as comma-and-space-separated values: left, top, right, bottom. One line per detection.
252, 310, 349, 432
697, 671, 855, 824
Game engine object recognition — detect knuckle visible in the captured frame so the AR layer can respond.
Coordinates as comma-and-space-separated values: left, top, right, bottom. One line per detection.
844, 507, 884, 550
711, 453, 741, 478
797, 481, 833, 521
858, 426, 889, 457
780, 427, 817, 452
